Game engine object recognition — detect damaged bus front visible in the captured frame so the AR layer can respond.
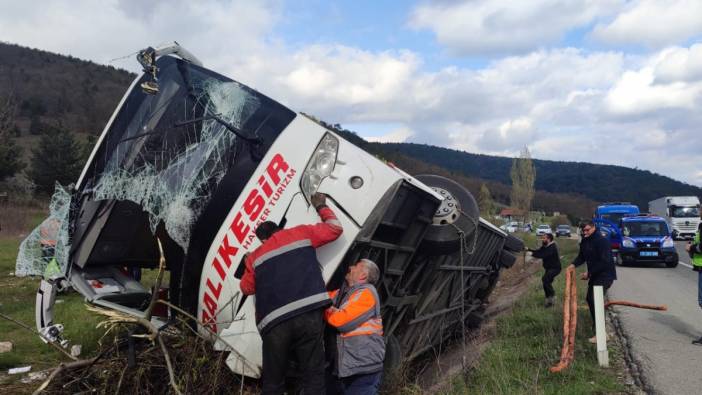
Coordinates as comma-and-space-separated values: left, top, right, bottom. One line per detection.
20, 43, 523, 378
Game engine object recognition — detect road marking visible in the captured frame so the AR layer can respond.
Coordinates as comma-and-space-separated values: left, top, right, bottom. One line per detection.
678, 261, 693, 269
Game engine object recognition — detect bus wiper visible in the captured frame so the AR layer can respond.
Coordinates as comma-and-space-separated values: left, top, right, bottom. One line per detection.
174, 114, 262, 144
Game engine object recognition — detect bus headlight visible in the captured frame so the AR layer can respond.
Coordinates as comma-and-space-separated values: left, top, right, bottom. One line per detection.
622, 238, 635, 248
301, 133, 339, 202
662, 237, 674, 248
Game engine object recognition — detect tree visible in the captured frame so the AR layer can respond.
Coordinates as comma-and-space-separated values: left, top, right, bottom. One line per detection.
510, 146, 536, 221
478, 183, 494, 217
0, 94, 24, 180
30, 127, 83, 194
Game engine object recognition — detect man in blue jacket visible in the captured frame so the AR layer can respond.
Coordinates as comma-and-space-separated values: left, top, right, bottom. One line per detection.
569, 219, 616, 343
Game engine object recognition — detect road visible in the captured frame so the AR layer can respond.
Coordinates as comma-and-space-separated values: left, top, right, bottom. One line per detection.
609, 241, 702, 394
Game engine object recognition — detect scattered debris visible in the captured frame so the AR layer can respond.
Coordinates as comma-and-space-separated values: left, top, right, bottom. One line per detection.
70, 344, 82, 358
20, 370, 49, 384
55, 299, 64, 304
0, 341, 12, 353
8, 366, 31, 375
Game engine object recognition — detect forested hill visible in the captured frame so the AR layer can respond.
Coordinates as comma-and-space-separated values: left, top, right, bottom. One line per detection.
0, 42, 134, 136
376, 143, 702, 209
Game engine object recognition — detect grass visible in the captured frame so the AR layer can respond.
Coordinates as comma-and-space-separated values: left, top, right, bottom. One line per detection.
442, 232, 628, 395
0, 204, 105, 391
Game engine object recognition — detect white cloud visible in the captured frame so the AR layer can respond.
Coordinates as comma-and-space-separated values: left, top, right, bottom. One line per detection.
365, 126, 415, 143
653, 44, 702, 84
0, 0, 278, 71
409, 0, 623, 56
592, 0, 702, 47
605, 50, 702, 117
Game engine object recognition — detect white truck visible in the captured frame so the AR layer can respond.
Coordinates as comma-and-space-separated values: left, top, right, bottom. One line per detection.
19, 43, 523, 378
648, 196, 701, 240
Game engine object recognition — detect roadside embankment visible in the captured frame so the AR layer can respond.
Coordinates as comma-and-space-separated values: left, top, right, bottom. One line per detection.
413, 233, 639, 394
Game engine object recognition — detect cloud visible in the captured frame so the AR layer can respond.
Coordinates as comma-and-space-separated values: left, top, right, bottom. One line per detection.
592, 0, 702, 47
653, 44, 702, 84
477, 117, 535, 151
365, 126, 415, 143
408, 0, 623, 56
0, 0, 279, 70
604, 48, 702, 116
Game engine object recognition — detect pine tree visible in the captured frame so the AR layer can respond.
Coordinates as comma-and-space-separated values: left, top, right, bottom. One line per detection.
478, 183, 494, 217
510, 146, 536, 221
30, 127, 83, 194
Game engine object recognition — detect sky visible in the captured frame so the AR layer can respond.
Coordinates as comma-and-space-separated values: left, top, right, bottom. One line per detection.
1, 0, 702, 186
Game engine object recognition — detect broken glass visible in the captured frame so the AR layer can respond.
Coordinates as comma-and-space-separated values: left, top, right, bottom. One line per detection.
91, 78, 260, 250
15, 183, 72, 278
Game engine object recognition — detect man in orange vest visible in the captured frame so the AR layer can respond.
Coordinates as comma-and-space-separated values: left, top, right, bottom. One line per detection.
325, 259, 385, 394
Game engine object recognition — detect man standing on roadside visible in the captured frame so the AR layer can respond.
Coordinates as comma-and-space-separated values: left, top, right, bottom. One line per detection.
325, 259, 385, 395
568, 219, 616, 343
240, 192, 343, 394
527, 232, 561, 307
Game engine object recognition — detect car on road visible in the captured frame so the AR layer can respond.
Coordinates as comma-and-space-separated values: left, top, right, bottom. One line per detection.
618, 214, 678, 267
500, 221, 519, 233
536, 224, 552, 236
555, 225, 571, 237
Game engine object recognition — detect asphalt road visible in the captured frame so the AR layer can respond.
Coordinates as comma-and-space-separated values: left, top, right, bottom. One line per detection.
608, 241, 702, 394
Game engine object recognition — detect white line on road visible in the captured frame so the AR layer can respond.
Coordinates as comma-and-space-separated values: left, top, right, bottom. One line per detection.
678, 261, 693, 269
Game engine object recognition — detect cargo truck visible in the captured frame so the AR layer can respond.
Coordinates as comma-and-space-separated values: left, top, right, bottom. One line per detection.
648, 196, 701, 240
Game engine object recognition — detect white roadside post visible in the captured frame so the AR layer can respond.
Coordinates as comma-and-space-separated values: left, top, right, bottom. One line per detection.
594, 285, 609, 367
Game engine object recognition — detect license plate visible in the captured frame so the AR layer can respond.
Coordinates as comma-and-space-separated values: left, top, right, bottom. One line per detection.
640, 251, 658, 257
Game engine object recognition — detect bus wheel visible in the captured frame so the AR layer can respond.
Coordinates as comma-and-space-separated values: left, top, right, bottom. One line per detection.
416, 175, 479, 255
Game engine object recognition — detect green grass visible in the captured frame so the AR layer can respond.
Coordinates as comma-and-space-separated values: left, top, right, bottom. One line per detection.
443, 234, 627, 395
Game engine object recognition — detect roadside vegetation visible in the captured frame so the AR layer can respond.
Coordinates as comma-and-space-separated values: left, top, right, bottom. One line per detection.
443, 232, 628, 395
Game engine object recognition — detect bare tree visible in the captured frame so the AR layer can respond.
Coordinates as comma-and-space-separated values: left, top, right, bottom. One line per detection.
510, 146, 536, 222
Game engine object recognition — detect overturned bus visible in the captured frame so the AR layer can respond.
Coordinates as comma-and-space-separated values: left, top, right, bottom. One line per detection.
18, 43, 523, 377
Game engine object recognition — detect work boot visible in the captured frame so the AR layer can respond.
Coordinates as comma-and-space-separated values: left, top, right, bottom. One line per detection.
544, 297, 554, 308
692, 337, 702, 346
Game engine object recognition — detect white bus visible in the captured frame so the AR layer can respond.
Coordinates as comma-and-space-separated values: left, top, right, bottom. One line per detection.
24, 43, 523, 378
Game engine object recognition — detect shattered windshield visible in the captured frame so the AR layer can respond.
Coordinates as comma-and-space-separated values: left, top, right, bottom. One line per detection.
86, 58, 264, 250
18, 56, 295, 277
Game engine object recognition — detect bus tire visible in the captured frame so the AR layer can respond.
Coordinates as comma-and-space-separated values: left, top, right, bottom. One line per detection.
415, 175, 479, 255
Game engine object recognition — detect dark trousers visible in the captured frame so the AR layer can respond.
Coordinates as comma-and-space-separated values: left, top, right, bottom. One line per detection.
338, 371, 382, 395
261, 308, 326, 395
542, 268, 561, 298
586, 279, 613, 329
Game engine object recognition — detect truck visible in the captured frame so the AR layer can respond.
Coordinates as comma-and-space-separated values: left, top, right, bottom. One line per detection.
17, 43, 523, 378
648, 196, 701, 240
593, 202, 640, 257
618, 214, 678, 267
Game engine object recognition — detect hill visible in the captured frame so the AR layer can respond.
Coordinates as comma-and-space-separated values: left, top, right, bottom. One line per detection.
0, 42, 134, 137
376, 143, 702, 209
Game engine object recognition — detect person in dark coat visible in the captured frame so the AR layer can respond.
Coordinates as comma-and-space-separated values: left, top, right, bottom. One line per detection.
569, 219, 617, 343
528, 232, 561, 307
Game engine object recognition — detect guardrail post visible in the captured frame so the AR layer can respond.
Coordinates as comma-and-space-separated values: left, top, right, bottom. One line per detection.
594, 285, 609, 367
